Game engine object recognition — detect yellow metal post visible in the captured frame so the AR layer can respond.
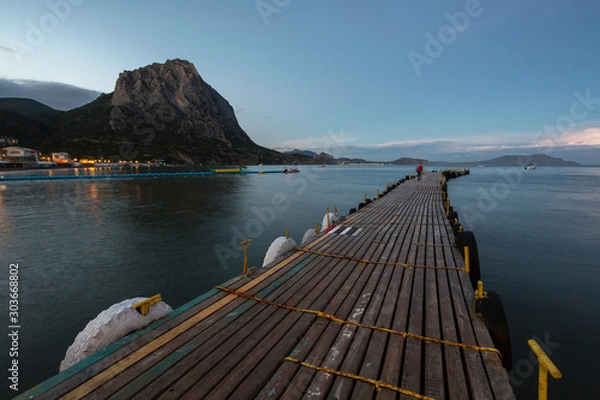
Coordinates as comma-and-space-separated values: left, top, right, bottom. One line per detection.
528, 339, 562, 400
334, 205, 338, 215
326, 207, 330, 227
240, 239, 252, 275
315, 223, 320, 234
476, 280, 486, 299
285, 227, 289, 239
364, 193, 367, 203
445, 198, 450, 216
464, 246, 470, 274
132, 294, 162, 316
385, 182, 389, 192
376, 189, 380, 198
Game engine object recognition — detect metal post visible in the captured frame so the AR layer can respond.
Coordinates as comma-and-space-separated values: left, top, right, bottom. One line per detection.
528, 339, 562, 400
476, 280, 486, 299
240, 239, 251, 275
315, 223, 320, 233
364, 193, 367, 203
326, 208, 330, 228
464, 246, 470, 274
376, 189, 380, 198
285, 227, 289, 239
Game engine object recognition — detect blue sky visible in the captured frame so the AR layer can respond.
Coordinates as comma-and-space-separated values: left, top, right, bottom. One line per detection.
1, 0, 600, 163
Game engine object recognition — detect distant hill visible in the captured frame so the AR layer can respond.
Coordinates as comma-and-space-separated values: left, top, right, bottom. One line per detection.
0, 98, 59, 119
474, 154, 580, 167
283, 149, 319, 158
390, 157, 428, 165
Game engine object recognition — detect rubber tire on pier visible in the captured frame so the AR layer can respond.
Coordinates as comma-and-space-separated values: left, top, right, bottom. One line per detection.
448, 211, 458, 223
455, 231, 481, 289
476, 291, 513, 370
348, 207, 357, 215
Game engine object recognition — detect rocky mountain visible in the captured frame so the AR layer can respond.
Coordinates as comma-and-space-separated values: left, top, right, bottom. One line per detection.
0, 59, 295, 165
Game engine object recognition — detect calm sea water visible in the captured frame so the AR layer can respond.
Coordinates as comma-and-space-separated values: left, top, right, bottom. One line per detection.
0, 165, 598, 398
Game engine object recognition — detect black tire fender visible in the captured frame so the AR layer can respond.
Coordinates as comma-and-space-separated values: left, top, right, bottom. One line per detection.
476, 291, 513, 370
455, 231, 481, 289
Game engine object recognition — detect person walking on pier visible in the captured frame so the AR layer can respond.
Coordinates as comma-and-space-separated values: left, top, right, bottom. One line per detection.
416, 164, 423, 180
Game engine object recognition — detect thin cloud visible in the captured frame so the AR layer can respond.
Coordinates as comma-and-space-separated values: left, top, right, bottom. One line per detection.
0, 45, 16, 55
0, 78, 101, 110
276, 129, 357, 154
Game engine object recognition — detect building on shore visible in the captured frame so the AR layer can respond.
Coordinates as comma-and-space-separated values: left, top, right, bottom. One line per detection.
51, 152, 74, 165
0, 146, 39, 163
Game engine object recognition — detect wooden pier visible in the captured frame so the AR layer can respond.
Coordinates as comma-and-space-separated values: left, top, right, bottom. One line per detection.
19, 172, 515, 400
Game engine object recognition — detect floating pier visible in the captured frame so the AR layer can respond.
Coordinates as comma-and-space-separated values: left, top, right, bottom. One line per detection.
18, 171, 517, 400
0, 168, 293, 182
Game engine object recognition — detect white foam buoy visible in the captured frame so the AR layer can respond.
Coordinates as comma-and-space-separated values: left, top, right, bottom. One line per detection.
60, 297, 172, 372
301, 229, 319, 245
321, 212, 338, 230
263, 237, 297, 267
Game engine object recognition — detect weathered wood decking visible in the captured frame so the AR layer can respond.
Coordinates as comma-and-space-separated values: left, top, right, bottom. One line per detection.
19, 172, 515, 400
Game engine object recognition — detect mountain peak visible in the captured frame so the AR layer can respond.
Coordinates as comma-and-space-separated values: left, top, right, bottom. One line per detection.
109, 59, 256, 155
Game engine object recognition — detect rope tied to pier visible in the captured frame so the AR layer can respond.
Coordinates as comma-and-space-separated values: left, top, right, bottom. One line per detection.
215, 286, 501, 358
283, 357, 434, 400
291, 247, 464, 271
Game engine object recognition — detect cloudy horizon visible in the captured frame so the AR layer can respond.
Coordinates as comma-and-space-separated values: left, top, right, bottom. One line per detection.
1, 1, 599, 164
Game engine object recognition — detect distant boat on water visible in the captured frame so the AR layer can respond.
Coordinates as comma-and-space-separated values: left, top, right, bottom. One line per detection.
524, 165, 536, 170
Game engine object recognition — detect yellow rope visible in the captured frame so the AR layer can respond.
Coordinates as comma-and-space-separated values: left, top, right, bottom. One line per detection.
215, 286, 501, 358
291, 247, 463, 271
283, 357, 434, 400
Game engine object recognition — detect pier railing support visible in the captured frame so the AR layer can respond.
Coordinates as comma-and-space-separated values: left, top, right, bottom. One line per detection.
464, 246, 470, 274
240, 239, 252, 275
132, 294, 162, 316
475, 280, 486, 299
528, 339, 562, 400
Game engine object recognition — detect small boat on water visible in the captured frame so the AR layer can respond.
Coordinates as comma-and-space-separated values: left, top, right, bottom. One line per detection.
282, 168, 299, 173
524, 165, 536, 170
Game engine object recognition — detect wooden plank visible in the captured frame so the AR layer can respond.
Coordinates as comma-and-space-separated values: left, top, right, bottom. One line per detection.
435, 205, 470, 400
399, 200, 427, 400
349, 199, 416, 399
422, 196, 444, 399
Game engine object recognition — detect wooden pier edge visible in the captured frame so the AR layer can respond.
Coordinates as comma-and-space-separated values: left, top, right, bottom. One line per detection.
16, 170, 515, 400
